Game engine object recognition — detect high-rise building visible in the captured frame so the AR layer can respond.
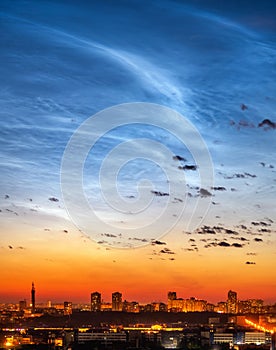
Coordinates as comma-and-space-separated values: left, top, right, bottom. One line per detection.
167, 291, 177, 311
214, 301, 227, 313
112, 292, 122, 311
31, 282, 35, 313
227, 290, 238, 314
91, 292, 101, 312
19, 299, 27, 311
64, 301, 73, 315
168, 291, 177, 300
122, 301, 140, 313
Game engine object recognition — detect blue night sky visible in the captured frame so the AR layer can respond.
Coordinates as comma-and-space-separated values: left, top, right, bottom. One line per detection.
0, 0, 275, 303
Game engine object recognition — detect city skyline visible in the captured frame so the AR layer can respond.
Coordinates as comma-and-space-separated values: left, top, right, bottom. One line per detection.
3, 283, 275, 308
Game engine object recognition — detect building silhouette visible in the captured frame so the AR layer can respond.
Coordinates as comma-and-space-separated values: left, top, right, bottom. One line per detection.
112, 292, 123, 311
167, 291, 177, 311
64, 301, 73, 315
19, 299, 27, 312
91, 292, 101, 312
31, 282, 35, 313
227, 290, 238, 314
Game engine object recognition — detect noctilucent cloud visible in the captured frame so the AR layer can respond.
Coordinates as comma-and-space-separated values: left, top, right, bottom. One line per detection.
0, 0, 275, 302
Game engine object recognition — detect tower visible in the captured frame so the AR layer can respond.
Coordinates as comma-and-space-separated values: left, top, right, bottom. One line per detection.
31, 282, 35, 313
112, 292, 122, 311
91, 292, 101, 312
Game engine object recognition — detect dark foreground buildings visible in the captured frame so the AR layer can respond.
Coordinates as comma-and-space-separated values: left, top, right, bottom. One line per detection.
1, 286, 276, 350
0, 311, 275, 350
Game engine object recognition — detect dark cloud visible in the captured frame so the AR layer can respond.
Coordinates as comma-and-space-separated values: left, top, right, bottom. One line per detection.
199, 188, 212, 197
251, 222, 260, 226
258, 228, 271, 233
213, 226, 224, 231
187, 185, 199, 190
173, 155, 186, 161
151, 240, 166, 245
231, 243, 244, 248
230, 119, 255, 129
102, 233, 117, 238
222, 172, 257, 179
196, 225, 242, 237
203, 241, 219, 248
254, 238, 263, 242
173, 197, 183, 202
260, 221, 270, 226
225, 228, 239, 235
251, 221, 271, 227
241, 103, 248, 110
211, 186, 226, 191
179, 165, 197, 171
97, 240, 107, 244
258, 118, 276, 130
218, 241, 230, 247
128, 237, 148, 243
5, 208, 18, 216
151, 190, 169, 197
160, 248, 175, 254
258, 162, 275, 169
134, 238, 148, 242
230, 114, 276, 131
199, 226, 216, 234
238, 120, 255, 128
243, 172, 257, 178
48, 197, 59, 202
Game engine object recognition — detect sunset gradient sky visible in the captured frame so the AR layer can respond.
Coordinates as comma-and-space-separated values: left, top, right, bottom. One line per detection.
0, 0, 275, 305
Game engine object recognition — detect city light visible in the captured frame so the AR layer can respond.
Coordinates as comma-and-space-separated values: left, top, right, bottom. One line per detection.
245, 318, 274, 334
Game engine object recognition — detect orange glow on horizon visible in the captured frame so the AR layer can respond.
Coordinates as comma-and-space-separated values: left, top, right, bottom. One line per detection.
1, 220, 275, 304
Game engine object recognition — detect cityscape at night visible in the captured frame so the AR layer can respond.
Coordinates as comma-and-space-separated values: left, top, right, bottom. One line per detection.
1, 0, 276, 349
2, 284, 276, 315
0, 284, 276, 349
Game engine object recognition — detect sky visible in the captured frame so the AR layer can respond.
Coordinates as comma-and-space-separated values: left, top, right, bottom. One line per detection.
0, 0, 275, 305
